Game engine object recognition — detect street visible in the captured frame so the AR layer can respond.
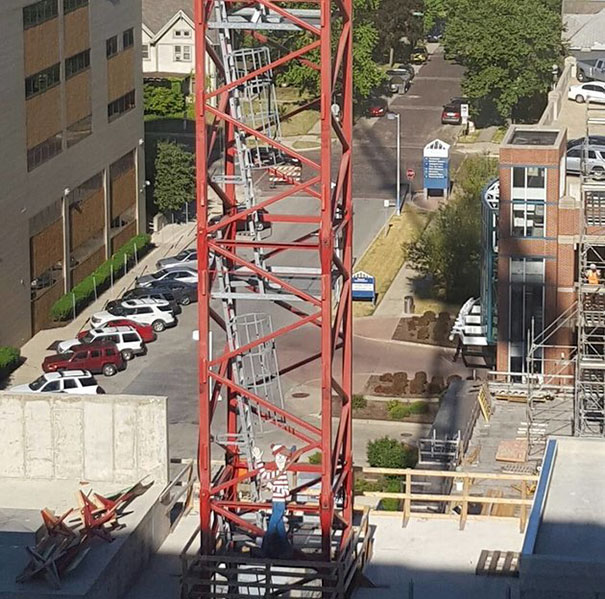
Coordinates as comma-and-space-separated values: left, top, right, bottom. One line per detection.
101, 46, 467, 463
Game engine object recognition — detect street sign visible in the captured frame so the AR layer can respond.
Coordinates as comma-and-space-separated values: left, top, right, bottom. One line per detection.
406, 168, 415, 180
460, 103, 469, 125
352, 271, 376, 302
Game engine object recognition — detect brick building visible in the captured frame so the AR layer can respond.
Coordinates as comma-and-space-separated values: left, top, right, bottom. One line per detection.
0, 0, 145, 346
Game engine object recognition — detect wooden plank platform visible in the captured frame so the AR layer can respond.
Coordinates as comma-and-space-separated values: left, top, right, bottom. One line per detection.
496, 439, 528, 463
475, 550, 519, 577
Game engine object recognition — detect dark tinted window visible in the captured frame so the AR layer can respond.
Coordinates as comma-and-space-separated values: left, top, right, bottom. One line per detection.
80, 377, 96, 387
23, 0, 58, 29
568, 149, 581, 158
74, 351, 88, 360
64, 0, 87, 14
107, 90, 135, 122
123, 333, 139, 342
106, 36, 118, 58
91, 350, 101, 358
25, 63, 60, 99
44, 381, 60, 391
136, 307, 152, 314
123, 28, 134, 49
159, 306, 172, 312
63, 379, 77, 389
65, 49, 90, 79
105, 348, 116, 356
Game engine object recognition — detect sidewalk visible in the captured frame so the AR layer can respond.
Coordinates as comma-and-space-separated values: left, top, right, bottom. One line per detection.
10, 222, 197, 387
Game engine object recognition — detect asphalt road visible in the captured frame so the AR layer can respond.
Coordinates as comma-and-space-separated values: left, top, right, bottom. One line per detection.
101, 46, 467, 462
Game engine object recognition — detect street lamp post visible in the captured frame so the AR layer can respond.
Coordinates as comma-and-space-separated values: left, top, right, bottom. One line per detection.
387, 111, 402, 215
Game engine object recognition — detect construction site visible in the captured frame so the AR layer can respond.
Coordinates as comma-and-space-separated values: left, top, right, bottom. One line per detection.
3, 3, 605, 599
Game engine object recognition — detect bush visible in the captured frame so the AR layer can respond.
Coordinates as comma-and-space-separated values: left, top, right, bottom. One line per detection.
0, 346, 21, 379
392, 372, 408, 395
308, 451, 322, 465
352, 394, 367, 410
417, 326, 430, 341
408, 401, 429, 414
387, 400, 411, 420
427, 375, 444, 395
379, 372, 394, 383
379, 497, 401, 511
367, 436, 417, 469
447, 374, 462, 386
50, 234, 152, 321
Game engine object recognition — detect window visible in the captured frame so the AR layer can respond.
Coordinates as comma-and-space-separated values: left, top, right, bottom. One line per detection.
107, 90, 136, 122
63, 0, 87, 14
65, 49, 90, 79
511, 166, 546, 237
81, 377, 96, 387
174, 29, 192, 38
66, 115, 92, 148
105, 348, 116, 356
74, 351, 88, 360
174, 45, 192, 62
23, 0, 58, 30
123, 28, 134, 49
27, 132, 63, 171
91, 350, 101, 358
142, 44, 150, 60
123, 333, 139, 343
44, 381, 61, 392
136, 307, 152, 315
106, 35, 118, 58
63, 379, 77, 389
25, 63, 60, 99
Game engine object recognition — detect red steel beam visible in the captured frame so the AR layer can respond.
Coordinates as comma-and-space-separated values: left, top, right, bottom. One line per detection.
195, 0, 353, 560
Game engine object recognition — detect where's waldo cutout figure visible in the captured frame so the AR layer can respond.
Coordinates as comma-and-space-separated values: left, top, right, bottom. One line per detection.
251, 443, 296, 558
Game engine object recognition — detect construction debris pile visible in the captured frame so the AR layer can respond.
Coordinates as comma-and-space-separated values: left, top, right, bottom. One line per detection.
16, 479, 152, 589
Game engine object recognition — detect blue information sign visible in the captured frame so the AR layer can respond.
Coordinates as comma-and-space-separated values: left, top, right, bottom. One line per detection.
352, 271, 376, 302
423, 156, 450, 190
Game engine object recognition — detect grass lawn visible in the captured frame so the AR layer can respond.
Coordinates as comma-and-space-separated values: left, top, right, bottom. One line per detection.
352, 206, 428, 318
457, 130, 480, 144
293, 140, 321, 150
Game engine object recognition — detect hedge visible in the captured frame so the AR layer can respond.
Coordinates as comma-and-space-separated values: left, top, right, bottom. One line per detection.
0, 346, 21, 380
50, 234, 152, 322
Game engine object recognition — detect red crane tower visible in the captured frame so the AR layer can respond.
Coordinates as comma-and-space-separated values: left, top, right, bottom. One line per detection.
185, 0, 367, 596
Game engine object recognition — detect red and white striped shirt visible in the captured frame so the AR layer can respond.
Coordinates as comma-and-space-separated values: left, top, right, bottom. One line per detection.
255, 460, 289, 501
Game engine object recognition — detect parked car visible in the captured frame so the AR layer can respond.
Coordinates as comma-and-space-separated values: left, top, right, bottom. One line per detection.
576, 56, 605, 82
92, 299, 176, 332
209, 207, 270, 233
386, 64, 415, 80
366, 97, 388, 117
568, 82, 605, 104
124, 281, 197, 306
43, 342, 125, 377
57, 326, 145, 361
10, 370, 104, 394
389, 74, 411, 95
410, 45, 428, 64
109, 290, 181, 315
78, 319, 156, 344
568, 135, 605, 149
426, 22, 444, 43
566, 145, 605, 179
441, 97, 470, 125
156, 248, 197, 270
136, 267, 198, 288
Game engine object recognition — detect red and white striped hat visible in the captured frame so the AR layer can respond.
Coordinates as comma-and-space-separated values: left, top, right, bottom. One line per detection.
271, 443, 291, 458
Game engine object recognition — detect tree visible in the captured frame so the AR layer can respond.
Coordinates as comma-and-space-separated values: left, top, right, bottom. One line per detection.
405, 155, 497, 303
153, 141, 195, 214
144, 80, 185, 117
373, 0, 424, 65
367, 436, 417, 469
276, 0, 385, 103
424, 0, 447, 33
444, 0, 563, 123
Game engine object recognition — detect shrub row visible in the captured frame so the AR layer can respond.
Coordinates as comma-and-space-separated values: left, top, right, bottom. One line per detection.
50, 234, 152, 322
386, 400, 429, 420
0, 346, 21, 380
375, 371, 459, 396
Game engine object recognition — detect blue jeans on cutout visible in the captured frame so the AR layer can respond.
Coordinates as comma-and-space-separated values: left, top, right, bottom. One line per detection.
261, 500, 292, 558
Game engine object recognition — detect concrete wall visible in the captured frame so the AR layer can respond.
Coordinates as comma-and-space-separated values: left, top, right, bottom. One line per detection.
0, 393, 168, 486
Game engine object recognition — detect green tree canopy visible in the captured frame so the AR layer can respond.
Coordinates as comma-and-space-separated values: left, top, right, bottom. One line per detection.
372, 0, 424, 64
367, 437, 417, 469
153, 141, 195, 214
444, 0, 563, 123
144, 80, 185, 117
405, 155, 498, 303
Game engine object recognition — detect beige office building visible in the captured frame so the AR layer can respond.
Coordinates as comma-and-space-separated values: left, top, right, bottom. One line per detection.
0, 0, 145, 346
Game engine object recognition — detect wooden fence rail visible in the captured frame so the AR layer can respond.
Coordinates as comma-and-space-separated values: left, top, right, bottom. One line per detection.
357, 467, 538, 532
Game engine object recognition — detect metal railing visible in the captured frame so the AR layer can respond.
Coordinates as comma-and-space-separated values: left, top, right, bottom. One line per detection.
159, 460, 195, 532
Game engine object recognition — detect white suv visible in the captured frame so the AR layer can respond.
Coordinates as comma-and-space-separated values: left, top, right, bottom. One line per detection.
91, 298, 176, 332
10, 370, 104, 394
57, 326, 145, 361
